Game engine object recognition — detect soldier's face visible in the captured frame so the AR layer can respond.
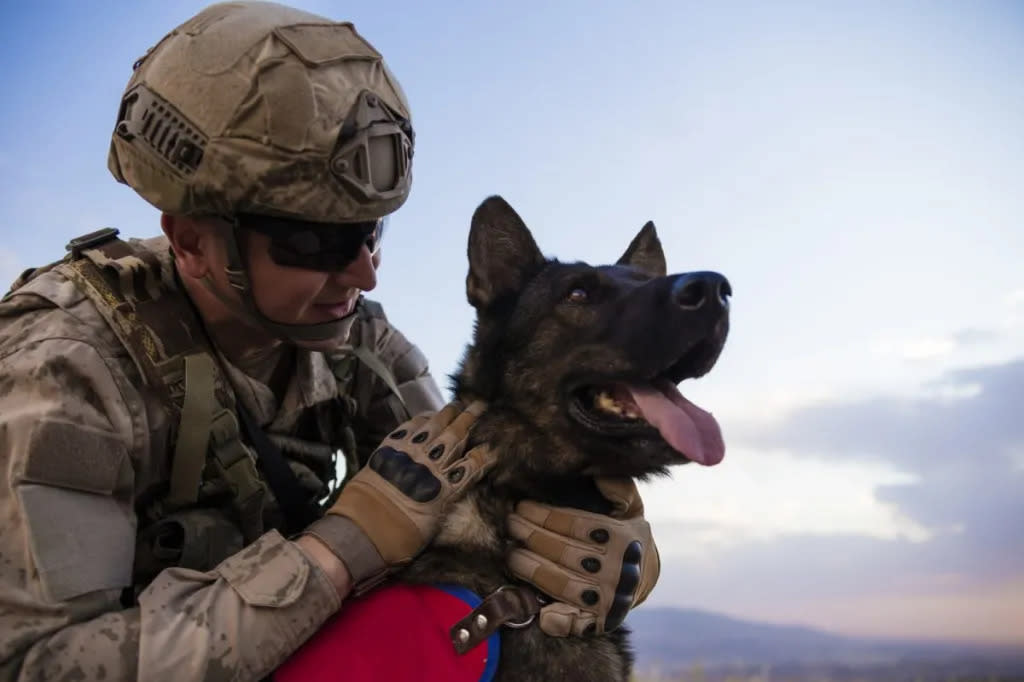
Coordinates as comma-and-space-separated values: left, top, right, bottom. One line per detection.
244, 230, 380, 325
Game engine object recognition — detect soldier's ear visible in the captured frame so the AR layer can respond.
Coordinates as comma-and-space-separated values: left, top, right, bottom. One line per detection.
466, 196, 546, 309
163, 214, 217, 279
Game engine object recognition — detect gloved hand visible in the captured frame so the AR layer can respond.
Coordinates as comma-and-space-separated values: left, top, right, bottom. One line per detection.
506, 477, 660, 636
303, 400, 495, 594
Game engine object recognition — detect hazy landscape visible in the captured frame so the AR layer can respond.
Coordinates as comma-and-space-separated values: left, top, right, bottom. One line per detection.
628, 608, 1024, 682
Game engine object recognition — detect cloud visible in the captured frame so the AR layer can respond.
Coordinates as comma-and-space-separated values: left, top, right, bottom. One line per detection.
871, 325, 1007, 364
866, 306, 1022, 374
648, 357, 1024, 600
710, 357, 1024, 618
642, 447, 930, 548
951, 326, 1000, 347
871, 335, 957, 361
732, 357, 1024, 470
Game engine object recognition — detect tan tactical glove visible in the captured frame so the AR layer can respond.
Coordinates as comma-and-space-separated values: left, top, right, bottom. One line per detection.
506, 477, 660, 637
303, 401, 495, 594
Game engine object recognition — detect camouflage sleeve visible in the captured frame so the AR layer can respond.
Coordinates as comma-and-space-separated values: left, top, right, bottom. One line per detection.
350, 306, 445, 467
0, 338, 340, 681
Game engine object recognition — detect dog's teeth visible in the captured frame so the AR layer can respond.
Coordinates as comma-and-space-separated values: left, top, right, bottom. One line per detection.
593, 390, 643, 420
595, 391, 619, 413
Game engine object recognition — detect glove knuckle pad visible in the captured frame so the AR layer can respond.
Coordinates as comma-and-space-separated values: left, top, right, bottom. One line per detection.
369, 446, 442, 502
605, 593, 632, 632
604, 539, 643, 631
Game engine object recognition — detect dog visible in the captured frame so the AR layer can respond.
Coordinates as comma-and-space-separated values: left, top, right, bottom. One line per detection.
396, 195, 731, 681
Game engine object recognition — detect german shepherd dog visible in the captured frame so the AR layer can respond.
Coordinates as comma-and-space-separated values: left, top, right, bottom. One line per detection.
399, 196, 731, 681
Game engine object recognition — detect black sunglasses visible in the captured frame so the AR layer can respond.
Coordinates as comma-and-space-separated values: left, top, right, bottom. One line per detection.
235, 214, 386, 272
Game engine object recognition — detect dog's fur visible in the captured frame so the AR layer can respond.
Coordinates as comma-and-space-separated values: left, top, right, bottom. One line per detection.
399, 196, 730, 681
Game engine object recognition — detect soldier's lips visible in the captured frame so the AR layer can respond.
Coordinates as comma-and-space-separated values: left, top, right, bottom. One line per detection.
312, 298, 356, 319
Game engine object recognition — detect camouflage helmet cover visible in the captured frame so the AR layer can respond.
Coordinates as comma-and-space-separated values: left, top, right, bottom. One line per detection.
108, 1, 414, 223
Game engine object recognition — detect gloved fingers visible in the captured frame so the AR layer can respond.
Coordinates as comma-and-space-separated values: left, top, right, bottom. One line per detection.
442, 443, 497, 493
507, 547, 604, 611
508, 512, 605, 566
384, 413, 432, 442
511, 499, 623, 545
409, 400, 487, 469
537, 602, 598, 638
402, 402, 465, 444
437, 400, 486, 448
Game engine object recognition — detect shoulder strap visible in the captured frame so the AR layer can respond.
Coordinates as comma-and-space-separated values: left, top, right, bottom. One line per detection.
56, 232, 267, 539
333, 298, 408, 415
0, 226, 117, 300
236, 402, 320, 535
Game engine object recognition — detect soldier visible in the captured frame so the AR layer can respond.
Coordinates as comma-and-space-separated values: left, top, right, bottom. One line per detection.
0, 2, 660, 680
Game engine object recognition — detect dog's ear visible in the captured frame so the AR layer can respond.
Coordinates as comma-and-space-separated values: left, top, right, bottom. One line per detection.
467, 196, 545, 308
617, 221, 666, 277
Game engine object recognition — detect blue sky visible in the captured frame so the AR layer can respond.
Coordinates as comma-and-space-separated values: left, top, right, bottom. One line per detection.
2, 1, 1022, 644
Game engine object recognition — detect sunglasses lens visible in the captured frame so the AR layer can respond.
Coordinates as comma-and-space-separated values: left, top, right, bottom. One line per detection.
238, 215, 387, 271
366, 217, 386, 256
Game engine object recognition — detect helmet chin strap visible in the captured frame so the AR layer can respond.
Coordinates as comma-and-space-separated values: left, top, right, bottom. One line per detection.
200, 226, 358, 347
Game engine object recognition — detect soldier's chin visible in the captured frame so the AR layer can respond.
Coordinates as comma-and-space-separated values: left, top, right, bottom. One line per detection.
277, 315, 357, 351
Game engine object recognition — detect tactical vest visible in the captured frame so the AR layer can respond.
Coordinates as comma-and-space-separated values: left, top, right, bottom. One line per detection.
4, 228, 412, 591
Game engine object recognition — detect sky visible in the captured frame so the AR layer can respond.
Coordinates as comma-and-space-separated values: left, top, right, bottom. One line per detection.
1, 0, 1022, 646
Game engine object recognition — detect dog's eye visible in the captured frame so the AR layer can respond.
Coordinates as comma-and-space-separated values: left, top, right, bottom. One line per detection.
567, 288, 589, 304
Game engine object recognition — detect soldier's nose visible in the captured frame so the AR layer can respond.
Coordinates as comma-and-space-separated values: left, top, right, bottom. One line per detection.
333, 245, 377, 292
671, 272, 731, 311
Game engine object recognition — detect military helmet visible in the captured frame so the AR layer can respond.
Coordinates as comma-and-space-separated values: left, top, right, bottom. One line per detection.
108, 1, 414, 223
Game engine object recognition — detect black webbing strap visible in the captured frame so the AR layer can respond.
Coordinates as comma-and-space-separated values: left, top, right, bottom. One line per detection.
235, 404, 320, 535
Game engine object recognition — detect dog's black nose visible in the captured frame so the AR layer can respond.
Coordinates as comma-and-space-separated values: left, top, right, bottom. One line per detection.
672, 271, 731, 311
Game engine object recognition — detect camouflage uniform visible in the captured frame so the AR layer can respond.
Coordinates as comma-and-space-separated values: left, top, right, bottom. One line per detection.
0, 2, 456, 679
0, 237, 442, 681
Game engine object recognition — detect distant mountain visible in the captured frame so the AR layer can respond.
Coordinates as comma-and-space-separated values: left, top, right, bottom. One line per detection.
625, 607, 1024, 676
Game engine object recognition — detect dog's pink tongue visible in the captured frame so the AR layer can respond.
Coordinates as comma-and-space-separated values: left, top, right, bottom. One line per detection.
627, 382, 725, 465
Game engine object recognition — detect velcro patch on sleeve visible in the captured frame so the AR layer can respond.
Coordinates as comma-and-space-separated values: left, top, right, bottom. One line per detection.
17, 483, 134, 603
19, 420, 129, 494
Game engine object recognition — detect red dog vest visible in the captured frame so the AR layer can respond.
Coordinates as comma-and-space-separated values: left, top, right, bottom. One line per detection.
274, 584, 499, 682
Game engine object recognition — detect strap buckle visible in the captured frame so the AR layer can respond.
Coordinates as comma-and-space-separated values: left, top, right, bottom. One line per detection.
209, 409, 266, 541
66, 227, 120, 259
449, 584, 544, 655
494, 585, 537, 629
